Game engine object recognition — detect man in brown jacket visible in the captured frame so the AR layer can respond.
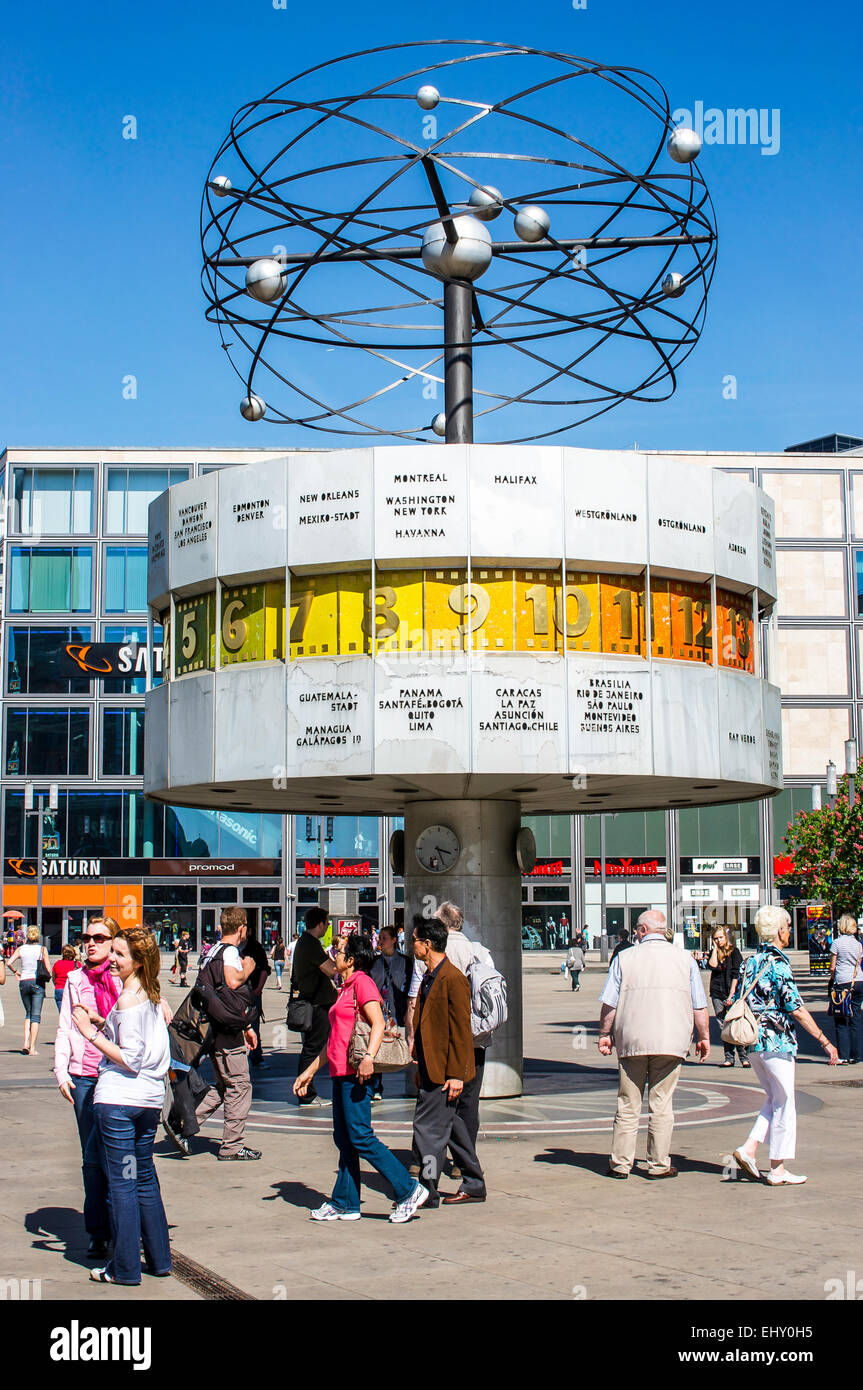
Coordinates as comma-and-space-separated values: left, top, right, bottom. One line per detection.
411, 915, 486, 1207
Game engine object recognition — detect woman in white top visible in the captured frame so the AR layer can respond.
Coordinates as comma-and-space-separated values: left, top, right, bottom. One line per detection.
72, 925, 172, 1286
8, 925, 51, 1054
829, 915, 863, 1064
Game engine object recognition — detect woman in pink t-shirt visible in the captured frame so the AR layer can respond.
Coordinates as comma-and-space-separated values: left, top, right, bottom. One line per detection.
294, 930, 428, 1224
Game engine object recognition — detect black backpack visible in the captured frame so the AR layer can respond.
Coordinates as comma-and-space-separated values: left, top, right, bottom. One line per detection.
168, 990, 212, 1067
191, 946, 256, 1032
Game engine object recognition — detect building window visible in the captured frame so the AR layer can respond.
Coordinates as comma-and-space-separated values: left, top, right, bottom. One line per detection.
102, 708, 145, 776
104, 547, 148, 614
162, 805, 282, 859
6, 626, 92, 694
104, 467, 189, 534
678, 801, 759, 857
522, 815, 570, 857
10, 547, 92, 613
5, 708, 90, 777
296, 815, 378, 859
3, 787, 162, 859
11, 468, 94, 535
855, 552, 863, 618
66, 791, 124, 856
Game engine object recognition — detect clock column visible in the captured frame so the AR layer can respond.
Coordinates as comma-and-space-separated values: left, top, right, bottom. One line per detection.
403, 798, 523, 1098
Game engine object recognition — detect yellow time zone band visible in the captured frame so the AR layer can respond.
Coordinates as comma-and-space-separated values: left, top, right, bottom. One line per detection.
165, 571, 754, 679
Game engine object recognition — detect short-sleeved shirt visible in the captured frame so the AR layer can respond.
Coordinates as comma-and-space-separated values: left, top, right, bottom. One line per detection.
52, 960, 77, 990
242, 938, 270, 992
292, 931, 337, 1007
327, 971, 382, 1077
831, 935, 863, 986
732, 944, 803, 1054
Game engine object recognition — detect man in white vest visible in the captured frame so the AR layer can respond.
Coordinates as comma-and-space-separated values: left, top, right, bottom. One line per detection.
598, 909, 710, 1179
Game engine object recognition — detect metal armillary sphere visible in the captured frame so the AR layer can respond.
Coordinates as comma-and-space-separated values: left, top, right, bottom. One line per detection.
201, 40, 716, 444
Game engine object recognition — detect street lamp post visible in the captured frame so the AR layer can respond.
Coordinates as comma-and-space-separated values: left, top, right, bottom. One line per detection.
23, 782, 59, 938
826, 760, 838, 810
811, 785, 822, 811
845, 739, 857, 808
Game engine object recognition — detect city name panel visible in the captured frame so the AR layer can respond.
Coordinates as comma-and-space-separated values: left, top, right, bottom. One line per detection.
145, 447, 779, 816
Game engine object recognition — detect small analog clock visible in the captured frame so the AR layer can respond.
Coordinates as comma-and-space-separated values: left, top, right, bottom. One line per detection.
515, 826, 537, 874
388, 829, 405, 876
415, 824, 461, 874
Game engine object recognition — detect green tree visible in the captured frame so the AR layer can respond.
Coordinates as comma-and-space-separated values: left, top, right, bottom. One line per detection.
777, 774, 863, 918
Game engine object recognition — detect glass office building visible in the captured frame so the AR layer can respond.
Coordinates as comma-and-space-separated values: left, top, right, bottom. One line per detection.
1, 444, 857, 953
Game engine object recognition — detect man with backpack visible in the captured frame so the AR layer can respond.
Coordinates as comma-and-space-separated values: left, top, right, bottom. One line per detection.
191, 907, 262, 1161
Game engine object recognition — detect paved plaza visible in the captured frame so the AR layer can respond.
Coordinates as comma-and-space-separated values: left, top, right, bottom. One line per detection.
1, 955, 860, 1302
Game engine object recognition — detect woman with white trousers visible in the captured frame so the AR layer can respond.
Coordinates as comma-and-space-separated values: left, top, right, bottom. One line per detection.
732, 904, 837, 1185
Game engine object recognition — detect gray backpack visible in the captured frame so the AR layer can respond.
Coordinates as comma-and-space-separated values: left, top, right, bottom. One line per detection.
466, 944, 508, 1042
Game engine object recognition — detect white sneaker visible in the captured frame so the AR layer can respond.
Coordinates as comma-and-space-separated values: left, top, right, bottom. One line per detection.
732, 1148, 760, 1181
389, 1181, 430, 1224
309, 1202, 361, 1221
765, 1170, 807, 1186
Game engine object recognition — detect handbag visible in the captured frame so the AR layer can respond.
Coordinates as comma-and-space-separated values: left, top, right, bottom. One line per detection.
346, 980, 411, 1074
721, 959, 773, 1048
829, 954, 860, 1021
286, 982, 313, 1034
35, 955, 51, 988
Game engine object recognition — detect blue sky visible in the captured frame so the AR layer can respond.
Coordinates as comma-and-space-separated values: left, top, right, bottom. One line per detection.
1, 0, 860, 454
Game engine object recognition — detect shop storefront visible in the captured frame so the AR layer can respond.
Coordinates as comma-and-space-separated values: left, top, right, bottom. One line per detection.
680, 857, 761, 950
522, 858, 572, 949
3, 856, 282, 952
295, 856, 382, 936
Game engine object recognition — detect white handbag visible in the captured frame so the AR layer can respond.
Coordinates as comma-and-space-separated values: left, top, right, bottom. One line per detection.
721, 960, 771, 1048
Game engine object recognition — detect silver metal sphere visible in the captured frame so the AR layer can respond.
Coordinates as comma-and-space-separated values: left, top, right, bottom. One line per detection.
431, 412, 447, 437
421, 215, 493, 281
667, 127, 702, 163
661, 271, 685, 298
245, 258, 285, 304
240, 394, 266, 421
416, 85, 440, 111
210, 175, 233, 196
514, 205, 550, 243
468, 185, 504, 221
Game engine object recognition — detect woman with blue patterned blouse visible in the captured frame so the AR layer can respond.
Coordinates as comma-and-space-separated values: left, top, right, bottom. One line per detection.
731, 904, 837, 1185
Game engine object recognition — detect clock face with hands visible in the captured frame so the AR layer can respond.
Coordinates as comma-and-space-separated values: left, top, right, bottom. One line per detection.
414, 824, 461, 874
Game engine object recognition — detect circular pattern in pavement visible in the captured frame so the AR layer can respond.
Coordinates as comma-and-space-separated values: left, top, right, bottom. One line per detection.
209, 1070, 797, 1139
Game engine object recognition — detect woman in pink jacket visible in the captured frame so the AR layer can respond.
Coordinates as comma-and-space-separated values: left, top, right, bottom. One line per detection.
53, 917, 121, 1259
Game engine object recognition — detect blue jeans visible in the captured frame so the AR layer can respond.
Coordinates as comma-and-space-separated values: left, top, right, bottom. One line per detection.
19, 980, 45, 1022
54, 988, 64, 1010
71, 1075, 111, 1239
833, 982, 863, 1061
94, 1103, 171, 1285
330, 1076, 414, 1213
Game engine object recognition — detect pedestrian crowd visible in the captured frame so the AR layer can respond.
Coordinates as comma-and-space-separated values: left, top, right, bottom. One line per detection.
0, 891, 853, 1286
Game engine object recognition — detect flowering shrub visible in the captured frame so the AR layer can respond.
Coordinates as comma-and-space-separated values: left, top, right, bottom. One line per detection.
777, 774, 863, 917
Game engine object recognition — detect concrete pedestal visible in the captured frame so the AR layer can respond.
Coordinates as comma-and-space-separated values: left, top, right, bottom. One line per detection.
403, 799, 523, 1098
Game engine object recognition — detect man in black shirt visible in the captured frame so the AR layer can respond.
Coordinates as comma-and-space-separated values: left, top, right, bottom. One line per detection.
292, 907, 337, 1105
610, 929, 632, 962
241, 923, 271, 1068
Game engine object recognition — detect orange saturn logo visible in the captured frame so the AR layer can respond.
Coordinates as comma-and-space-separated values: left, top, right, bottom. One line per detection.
64, 644, 113, 675
8, 859, 36, 877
